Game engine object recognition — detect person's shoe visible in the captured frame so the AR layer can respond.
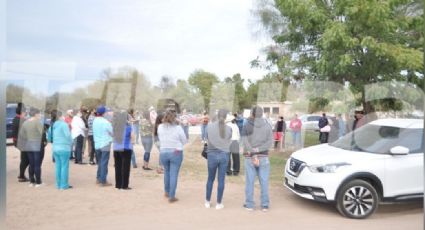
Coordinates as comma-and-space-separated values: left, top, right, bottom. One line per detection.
204, 201, 211, 208
89, 161, 95, 165
35, 183, 45, 188
233, 172, 239, 176
133, 164, 138, 169
67, 185, 73, 189
261, 206, 269, 212
122, 187, 132, 190
168, 197, 178, 203
243, 204, 254, 211
28, 183, 35, 188
18, 177, 29, 182
215, 203, 224, 210
142, 166, 152, 170
226, 172, 232, 176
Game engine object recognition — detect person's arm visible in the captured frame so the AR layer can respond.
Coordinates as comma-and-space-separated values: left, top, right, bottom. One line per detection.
241, 124, 253, 154
177, 126, 188, 145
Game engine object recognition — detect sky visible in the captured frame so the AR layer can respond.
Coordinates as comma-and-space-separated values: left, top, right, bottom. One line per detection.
4, 0, 272, 90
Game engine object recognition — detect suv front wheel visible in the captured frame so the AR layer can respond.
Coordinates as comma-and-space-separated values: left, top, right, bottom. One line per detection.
336, 179, 379, 219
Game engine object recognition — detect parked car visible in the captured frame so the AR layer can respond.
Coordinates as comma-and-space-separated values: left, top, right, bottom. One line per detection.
6, 103, 17, 139
284, 119, 424, 219
300, 114, 321, 130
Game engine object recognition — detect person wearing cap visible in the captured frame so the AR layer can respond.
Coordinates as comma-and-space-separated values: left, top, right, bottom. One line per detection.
19, 107, 45, 187
12, 103, 29, 182
93, 106, 113, 186
204, 109, 232, 210
71, 110, 87, 164
241, 106, 273, 211
47, 110, 73, 190
225, 114, 240, 176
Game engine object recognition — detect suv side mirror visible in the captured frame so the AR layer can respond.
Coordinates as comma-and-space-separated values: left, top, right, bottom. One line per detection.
390, 146, 409, 155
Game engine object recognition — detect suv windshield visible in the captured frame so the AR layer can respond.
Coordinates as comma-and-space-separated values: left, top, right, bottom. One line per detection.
330, 124, 424, 154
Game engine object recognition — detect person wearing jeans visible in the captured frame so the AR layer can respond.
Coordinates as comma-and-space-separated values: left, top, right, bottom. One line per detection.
93, 106, 113, 186
47, 110, 73, 190
139, 111, 154, 170
289, 114, 302, 150
241, 106, 273, 211
204, 109, 232, 210
158, 110, 187, 203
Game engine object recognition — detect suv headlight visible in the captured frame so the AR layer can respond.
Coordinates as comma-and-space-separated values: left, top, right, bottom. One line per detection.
308, 163, 351, 173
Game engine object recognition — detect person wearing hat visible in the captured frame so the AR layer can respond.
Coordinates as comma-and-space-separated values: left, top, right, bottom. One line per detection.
225, 114, 240, 176
93, 106, 113, 186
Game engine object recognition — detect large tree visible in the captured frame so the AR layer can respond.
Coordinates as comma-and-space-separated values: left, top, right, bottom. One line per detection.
254, 0, 423, 113
188, 69, 219, 111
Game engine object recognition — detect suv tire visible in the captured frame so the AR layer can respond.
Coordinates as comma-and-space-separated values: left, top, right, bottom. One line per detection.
336, 179, 379, 219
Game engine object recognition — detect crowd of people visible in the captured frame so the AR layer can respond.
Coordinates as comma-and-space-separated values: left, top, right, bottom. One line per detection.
10, 101, 364, 211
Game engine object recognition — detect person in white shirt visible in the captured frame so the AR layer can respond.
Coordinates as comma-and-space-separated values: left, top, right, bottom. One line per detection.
71, 110, 87, 164
225, 114, 241, 176
158, 110, 187, 203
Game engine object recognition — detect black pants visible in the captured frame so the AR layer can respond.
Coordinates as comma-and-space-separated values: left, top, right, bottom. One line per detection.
27, 151, 42, 184
88, 135, 96, 163
114, 150, 132, 189
74, 135, 84, 163
319, 132, 329, 143
227, 153, 240, 174
18, 151, 29, 179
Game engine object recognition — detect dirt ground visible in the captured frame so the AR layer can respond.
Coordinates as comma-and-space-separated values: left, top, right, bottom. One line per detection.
4, 137, 423, 230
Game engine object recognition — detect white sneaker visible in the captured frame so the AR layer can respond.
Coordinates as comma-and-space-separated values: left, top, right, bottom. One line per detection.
216, 203, 224, 210
28, 183, 35, 188
204, 201, 211, 208
35, 183, 45, 188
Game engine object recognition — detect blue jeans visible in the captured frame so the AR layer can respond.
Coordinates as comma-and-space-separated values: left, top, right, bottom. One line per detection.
181, 125, 189, 139
142, 136, 153, 163
53, 150, 71, 189
206, 150, 229, 204
160, 149, 183, 199
133, 124, 140, 144
201, 124, 208, 141
291, 131, 302, 149
244, 156, 270, 209
96, 145, 111, 184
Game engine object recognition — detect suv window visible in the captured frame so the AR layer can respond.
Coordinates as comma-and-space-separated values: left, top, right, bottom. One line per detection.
7, 107, 15, 119
331, 124, 424, 154
307, 116, 320, 122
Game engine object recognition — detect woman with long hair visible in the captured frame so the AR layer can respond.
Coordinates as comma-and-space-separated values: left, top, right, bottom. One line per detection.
154, 112, 165, 174
140, 111, 154, 170
204, 109, 232, 209
112, 111, 134, 190
47, 109, 73, 190
157, 110, 187, 202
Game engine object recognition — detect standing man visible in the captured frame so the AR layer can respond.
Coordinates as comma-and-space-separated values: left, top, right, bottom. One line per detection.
179, 109, 190, 139
318, 113, 329, 143
93, 106, 113, 186
71, 109, 87, 164
87, 108, 97, 165
289, 114, 302, 149
12, 103, 29, 182
241, 106, 273, 212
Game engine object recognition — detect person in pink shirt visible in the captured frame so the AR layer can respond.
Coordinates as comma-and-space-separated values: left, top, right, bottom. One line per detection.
289, 114, 302, 149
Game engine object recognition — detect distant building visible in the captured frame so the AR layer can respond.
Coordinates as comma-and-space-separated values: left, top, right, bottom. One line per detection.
256, 101, 293, 119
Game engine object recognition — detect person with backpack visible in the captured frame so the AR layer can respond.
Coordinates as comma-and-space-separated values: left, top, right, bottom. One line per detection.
47, 110, 73, 190
241, 106, 273, 212
12, 103, 29, 182
204, 109, 232, 209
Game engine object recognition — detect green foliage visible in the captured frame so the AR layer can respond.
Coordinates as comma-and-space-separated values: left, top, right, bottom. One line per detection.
254, 0, 424, 113
188, 69, 219, 111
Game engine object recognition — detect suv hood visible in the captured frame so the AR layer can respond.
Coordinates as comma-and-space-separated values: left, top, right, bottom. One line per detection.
290, 144, 385, 166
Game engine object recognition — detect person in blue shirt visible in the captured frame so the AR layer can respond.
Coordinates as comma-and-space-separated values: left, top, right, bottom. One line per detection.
112, 111, 134, 190
93, 106, 113, 186
47, 110, 73, 190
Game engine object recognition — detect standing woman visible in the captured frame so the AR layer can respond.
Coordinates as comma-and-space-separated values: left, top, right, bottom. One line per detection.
205, 109, 232, 209
274, 116, 286, 151
113, 111, 133, 190
87, 108, 97, 165
140, 111, 154, 170
47, 110, 73, 190
154, 112, 165, 174
157, 110, 187, 203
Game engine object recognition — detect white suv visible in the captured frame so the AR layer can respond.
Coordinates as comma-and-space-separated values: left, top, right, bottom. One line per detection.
284, 119, 424, 219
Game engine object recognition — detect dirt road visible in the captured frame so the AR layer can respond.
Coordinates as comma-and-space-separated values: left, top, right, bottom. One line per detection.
4, 143, 423, 230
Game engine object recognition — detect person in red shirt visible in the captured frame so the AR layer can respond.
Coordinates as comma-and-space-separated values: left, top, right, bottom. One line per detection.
289, 114, 302, 149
